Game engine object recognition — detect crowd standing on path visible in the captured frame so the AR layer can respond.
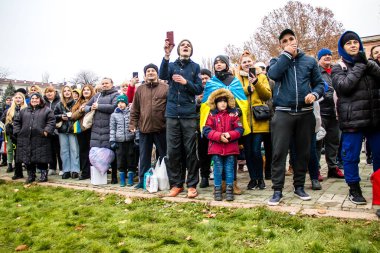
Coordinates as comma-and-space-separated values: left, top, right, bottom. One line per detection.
1, 29, 380, 217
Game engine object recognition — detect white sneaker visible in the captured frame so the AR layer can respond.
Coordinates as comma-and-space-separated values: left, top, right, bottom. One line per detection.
58, 171, 64, 176
48, 169, 56, 176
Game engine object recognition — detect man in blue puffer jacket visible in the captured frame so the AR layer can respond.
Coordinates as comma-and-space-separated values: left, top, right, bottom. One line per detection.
267, 29, 325, 206
159, 38, 203, 198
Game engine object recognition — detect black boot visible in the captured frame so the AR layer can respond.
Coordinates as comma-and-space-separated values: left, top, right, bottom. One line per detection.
111, 168, 118, 184
25, 169, 36, 184
226, 185, 234, 201
214, 186, 222, 201
12, 163, 24, 180
39, 170, 48, 182
200, 177, 209, 188
6, 163, 13, 173
348, 182, 366, 205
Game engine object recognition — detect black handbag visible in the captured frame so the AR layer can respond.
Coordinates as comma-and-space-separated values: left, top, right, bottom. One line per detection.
252, 105, 270, 120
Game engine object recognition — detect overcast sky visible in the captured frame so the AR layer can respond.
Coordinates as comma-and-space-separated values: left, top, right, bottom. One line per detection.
0, 0, 379, 85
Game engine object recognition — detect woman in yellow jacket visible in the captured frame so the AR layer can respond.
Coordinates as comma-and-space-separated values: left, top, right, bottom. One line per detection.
236, 50, 272, 190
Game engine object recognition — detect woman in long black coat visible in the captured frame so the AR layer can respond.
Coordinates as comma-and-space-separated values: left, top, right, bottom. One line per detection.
13, 93, 56, 183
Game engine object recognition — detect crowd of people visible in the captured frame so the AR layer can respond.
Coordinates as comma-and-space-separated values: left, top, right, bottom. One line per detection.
1, 29, 379, 216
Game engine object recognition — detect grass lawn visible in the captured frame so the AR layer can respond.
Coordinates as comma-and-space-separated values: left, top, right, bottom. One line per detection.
0, 180, 379, 253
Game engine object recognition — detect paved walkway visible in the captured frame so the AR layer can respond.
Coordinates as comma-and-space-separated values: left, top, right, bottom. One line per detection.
1, 152, 379, 220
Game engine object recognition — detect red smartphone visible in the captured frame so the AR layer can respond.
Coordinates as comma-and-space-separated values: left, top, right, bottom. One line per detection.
166, 31, 174, 46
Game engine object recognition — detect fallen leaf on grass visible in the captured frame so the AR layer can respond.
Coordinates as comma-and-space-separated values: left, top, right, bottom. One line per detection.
74, 224, 85, 231
200, 219, 209, 224
118, 220, 127, 224
15, 245, 28, 251
206, 213, 216, 218
16, 204, 22, 207
14, 189, 19, 192
186, 236, 192, 241
118, 241, 125, 246
124, 198, 132, 204
317, 209, 327, 214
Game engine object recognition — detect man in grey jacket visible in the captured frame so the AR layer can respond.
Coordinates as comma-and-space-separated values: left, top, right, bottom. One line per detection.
267, 29, 325, 205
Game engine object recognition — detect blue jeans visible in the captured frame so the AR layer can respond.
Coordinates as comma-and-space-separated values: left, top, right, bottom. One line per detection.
341, 131, 380, 184
59, 133, 80, 173
244, 133, 265, 180
212, 155, 235, 187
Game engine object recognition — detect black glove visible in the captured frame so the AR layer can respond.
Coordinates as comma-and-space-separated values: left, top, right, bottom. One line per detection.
110, 141, 118, 150
353, 52, 368, 64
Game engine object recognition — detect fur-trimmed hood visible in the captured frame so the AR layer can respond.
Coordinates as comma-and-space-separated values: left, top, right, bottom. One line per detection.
207, 88, 235, 110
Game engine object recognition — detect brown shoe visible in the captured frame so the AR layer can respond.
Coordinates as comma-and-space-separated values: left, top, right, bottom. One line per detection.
187, 187, 198, 198
233, 181, 242, 195
285, 165, 293, 176
168, 187, 184, 197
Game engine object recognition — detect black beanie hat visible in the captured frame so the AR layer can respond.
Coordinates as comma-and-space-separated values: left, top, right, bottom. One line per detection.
200, 69, 212, 78
214, 55, 230, 71
177, 39, 193, 57
15, 88, 27, 95
143, 63, 158, 75
341, 32, 360, 46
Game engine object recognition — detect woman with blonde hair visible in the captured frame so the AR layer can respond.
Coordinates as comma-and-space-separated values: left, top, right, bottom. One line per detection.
54, 85, 80, 179
28, 85, 42, 95
71, 84, 95, 180
235, 50, 272, 190
1, 92, 28, 179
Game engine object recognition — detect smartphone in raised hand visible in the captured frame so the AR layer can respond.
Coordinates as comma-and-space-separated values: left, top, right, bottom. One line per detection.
132, 72, 138, 79
249, 67, 256, 78
166, 31, 174, 46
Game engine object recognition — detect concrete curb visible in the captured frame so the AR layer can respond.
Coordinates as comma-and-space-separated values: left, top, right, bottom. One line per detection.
2, 176, 378, 221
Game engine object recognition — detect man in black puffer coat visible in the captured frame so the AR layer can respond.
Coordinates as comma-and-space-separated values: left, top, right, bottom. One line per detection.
332, 31, 380, 205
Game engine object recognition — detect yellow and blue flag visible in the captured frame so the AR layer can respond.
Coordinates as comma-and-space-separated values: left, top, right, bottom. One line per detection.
200, 76, 250, 136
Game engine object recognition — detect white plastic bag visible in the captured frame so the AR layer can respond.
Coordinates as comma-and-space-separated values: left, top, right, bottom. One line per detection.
144, 168, 158, 193
156, 157, 170, 191
89, 147, 115, 175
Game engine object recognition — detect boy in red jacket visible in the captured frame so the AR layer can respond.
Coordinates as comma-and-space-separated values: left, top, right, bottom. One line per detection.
203, 89, 244, 201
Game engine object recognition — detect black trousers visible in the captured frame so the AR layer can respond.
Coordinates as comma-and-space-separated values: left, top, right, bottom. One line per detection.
77, 130, 91, 177
166, 118, 199, 188
115, 140, 136, 173
138, 131, 166, 183
198, 134, 211, 179
316, 116, 340, 171
271, 111, 315, 190
27, 163, 48, 172
50, 134, 62, 171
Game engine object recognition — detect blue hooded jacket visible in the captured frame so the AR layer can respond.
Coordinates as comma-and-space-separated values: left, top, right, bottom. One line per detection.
268, 49, 325, 113
159, 58, 203, 118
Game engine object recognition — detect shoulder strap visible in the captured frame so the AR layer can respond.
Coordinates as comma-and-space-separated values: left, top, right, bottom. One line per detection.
338, 61, 347, 71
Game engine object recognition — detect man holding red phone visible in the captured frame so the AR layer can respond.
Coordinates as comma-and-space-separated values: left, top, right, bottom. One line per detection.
159, 37, 203, 198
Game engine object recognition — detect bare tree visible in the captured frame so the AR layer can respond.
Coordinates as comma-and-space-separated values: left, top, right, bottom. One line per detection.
201, 57, 214, 73
227, 1, 344, 62
0, 67, 11, 79
42, 72, 50, 83
224, 44, 244, 64
72, 70, 99, 86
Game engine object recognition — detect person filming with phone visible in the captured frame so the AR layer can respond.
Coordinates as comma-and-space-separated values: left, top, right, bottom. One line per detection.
159, 35, 203, 198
